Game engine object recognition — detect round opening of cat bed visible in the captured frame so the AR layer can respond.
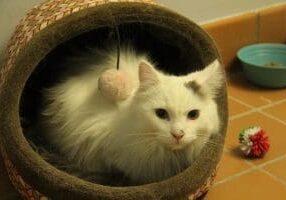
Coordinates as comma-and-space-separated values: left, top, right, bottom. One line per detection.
0, 2, 228, 199
20, 22, 216, 186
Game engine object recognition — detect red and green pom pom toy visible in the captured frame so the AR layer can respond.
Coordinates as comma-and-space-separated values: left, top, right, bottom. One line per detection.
239, 126, 270, 158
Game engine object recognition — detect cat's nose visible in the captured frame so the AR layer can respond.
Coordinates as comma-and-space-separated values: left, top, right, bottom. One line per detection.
171, 130, 185, 140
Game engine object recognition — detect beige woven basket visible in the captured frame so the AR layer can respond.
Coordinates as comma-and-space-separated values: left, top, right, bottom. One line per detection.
0, 0, 228, 199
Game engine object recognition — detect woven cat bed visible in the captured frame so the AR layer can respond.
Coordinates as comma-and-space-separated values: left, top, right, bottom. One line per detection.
0, 0, 228, 199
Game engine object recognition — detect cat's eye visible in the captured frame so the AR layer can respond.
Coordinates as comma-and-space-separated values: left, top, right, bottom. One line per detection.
187, 109, 200, 120
155, 108, 170, 120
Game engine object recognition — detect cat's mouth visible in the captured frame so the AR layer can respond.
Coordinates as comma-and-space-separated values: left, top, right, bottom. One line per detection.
156, 132, 194, 150
161, 138, 191, 151
170, 141, 189, 150
170, 145, 185, 150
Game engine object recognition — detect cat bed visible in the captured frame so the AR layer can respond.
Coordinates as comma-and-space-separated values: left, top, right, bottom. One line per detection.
0, 0, 228, 199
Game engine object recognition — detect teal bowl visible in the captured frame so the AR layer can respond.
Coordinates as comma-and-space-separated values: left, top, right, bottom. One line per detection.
237, 43, 286, 88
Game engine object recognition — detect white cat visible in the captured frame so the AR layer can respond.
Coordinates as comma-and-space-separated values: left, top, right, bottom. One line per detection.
42, 47, 224, 184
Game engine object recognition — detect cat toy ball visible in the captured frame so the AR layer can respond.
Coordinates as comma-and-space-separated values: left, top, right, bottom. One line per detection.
98, 69, 133, 101
98, 26, 133, 102
239, 126, 270, 158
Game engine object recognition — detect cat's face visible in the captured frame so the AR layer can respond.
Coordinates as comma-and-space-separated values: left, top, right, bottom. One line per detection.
133, 60, 223, 150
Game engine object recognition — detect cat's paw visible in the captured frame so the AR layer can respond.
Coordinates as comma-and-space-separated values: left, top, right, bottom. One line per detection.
98, 69, 133, 102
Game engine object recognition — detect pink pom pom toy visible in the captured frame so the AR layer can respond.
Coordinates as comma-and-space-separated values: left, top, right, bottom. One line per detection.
98, 69, 133, 102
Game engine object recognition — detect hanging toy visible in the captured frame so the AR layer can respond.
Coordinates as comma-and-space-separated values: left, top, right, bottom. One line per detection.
98, 69, 133, 101
98, 26, 133, 102
239, 126, 270, 158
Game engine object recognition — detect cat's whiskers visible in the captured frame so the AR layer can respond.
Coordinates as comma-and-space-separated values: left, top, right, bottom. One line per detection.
156, 135, 169, 139
185, 133, 224, 148
172, 153, 183, 174
125, 132, 157, 137
125, 137, 155, 147
143, 140, 157, 155
195, 132, 209, 137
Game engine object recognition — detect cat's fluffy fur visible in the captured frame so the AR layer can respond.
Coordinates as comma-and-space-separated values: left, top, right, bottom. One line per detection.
42, 47, 224, 184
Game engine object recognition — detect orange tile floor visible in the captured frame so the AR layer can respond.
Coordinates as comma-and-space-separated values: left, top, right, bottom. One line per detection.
0, 67, 286, 199
206, 67, 286, 200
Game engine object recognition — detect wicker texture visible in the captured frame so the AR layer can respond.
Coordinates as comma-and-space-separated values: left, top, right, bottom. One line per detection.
0, 0, 225, 199
2, 144, 217, 200
0, 0, 155, 93
1, 144, 216, 200
0, 146, 48, 200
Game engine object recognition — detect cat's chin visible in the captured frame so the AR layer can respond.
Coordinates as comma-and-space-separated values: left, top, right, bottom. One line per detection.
162, 141, 190, 151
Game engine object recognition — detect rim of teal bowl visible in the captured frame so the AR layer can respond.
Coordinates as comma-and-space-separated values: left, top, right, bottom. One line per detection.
237, 43, 286, 70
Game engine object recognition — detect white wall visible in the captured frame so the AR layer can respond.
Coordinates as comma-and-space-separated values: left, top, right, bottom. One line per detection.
0, 0, 43, 63
0, 0, 285, 63
159, 0, 286, 23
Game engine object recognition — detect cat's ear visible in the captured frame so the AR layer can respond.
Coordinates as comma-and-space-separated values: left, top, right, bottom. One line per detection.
186, 59, 224, 96
139, 61, 159, 86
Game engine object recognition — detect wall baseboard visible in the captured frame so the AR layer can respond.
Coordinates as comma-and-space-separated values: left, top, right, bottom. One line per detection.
202, 3, 286, 70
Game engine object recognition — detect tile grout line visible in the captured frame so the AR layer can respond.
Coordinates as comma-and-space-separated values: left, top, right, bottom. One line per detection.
244, 156, 286, 187
260, 169, 286, 187
245, 154, 286, 168
230, 110, 256, 121
228, 96, 254, 108
230, 109, 286, 125
215, 147, 258, 186
229, 95, 286, 110
229, 96, 286, 124
223, 147, 286, 169
215, 96, 286, 187
259, 96, 272, 104
259, 111, 286, 126
214, 153, 286, 187
256, 99, 286, 110
213, 167, 257, 187
260, 155, 286, 167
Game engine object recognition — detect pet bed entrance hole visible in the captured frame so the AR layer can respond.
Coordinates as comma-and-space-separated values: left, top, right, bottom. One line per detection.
20, 23, 210, 186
